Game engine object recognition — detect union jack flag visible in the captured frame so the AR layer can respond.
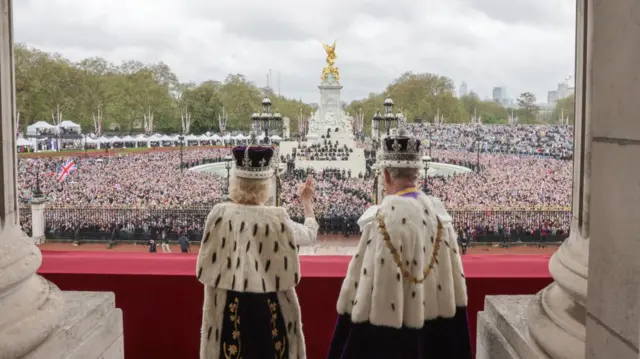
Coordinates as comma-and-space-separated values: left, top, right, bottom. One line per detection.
57, 158, 77, 183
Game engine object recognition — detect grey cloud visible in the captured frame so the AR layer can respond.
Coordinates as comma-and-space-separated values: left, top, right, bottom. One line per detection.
459, 0, 572, 27
222, 16, 312, 42
12, 0, 576, 103
15, 20, 172, 53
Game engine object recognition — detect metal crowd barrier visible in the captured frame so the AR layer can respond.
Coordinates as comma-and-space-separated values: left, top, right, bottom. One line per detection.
36, 206, 571, 244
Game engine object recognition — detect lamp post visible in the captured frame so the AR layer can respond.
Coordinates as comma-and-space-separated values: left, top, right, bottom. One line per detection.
422, 156, 431, 194
251, 98, 283, 144
33, 168, 43, 198
224, 155, 232, 194
179, 134, 185, 173
83, 133, 88, 158
371, 109, 382, 149
427, 121, 438, 157
219, 108, 228, 148
475, 125, 482, 173
383, 98, 400, 136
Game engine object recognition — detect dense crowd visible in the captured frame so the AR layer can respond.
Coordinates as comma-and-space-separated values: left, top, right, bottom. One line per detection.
408, 123, 573, 159
295, 140, 352, 161
17, 124, 575, 243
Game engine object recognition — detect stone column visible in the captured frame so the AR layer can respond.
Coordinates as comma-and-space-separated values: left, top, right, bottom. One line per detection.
477, 0, 640, 357
30, 197, 47, 244
584, 0, 640, 356
0, 0, 65, 357
523, 0, 592, 356
1, 3, 124, 358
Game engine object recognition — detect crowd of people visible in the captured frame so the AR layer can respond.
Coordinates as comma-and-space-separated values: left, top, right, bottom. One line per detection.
295, 140, 353, 161
16, 124, 574, 243
408, 123, 573, 160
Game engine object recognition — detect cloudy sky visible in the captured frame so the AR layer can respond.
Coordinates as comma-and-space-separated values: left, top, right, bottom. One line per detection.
14, 0, 576, 103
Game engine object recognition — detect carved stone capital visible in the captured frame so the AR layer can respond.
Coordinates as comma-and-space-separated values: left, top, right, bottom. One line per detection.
0, 226, 65, 359
527, 226, 589, 359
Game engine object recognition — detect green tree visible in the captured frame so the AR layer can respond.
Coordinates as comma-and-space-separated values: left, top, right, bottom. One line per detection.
477, 100, 508, 124
346, 72, 467, 135
516, 92, 540, 123
551, 94, 575, 125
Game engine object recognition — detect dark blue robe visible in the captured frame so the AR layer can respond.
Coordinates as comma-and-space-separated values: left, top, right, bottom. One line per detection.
218, 291, 289, 359
327, 307, 472, 359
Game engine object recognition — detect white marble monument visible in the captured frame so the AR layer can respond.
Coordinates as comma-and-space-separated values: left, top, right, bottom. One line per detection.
279, 44, 365, 174
0, 1, 123, 358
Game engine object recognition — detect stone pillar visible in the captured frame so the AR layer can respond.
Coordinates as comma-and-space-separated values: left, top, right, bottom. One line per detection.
0, 2, 123, 358
584, 0, 640, 356
0, 1, 65, 357
477, 0, 640, 358
30, 197, 46, 244
522, 0, 592, 355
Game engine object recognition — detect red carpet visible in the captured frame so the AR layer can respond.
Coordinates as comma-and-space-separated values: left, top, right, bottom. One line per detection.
38, 251, 552, 359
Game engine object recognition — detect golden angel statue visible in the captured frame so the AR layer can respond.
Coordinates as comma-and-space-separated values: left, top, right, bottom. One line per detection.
323, 41, 337, 66
321, 41, 340, 82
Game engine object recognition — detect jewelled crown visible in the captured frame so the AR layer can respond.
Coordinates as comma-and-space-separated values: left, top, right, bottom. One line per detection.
231, 145, 275, 179
378, 127, 422, 169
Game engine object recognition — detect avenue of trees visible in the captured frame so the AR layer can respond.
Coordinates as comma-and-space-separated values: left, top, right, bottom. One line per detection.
15, 45, 574, 135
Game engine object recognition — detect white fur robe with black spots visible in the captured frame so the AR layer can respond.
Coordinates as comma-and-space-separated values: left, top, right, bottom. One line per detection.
196, 203, 318, 359
328, 192, 471, 358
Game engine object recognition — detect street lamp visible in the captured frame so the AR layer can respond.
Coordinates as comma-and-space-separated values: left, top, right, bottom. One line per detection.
427, 121, 438, 157
475, 125, 482, 173
83, 133, 88, 158
179, 134, 185, 173
251, 98, 283, 144
383, 98, 399, 136
219, 108, 228, 134
218, 108, 228, 148
33, 168, 43, 198
371, 109, 382, 149
224, 155, 232, 194
422, 156, 431, 194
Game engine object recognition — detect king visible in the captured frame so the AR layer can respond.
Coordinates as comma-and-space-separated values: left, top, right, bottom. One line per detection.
327, 128, 472, 359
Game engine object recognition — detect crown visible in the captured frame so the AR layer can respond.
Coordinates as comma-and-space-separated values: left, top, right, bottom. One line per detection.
231, 145, 275, 179
377, 127, 422, 169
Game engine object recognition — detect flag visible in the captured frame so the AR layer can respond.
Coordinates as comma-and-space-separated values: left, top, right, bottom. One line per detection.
57, 158, 77, 183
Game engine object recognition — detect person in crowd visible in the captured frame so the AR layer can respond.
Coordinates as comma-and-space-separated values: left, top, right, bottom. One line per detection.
178, 231, 190, 253
195, 144, 318, 359
161, 228, 172, 253
327, 128, 472, 359
147, 239, 157, 253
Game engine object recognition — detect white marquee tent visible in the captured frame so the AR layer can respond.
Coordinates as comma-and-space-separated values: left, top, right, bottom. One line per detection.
26, 121, 55, 136
56, 120, 81, 133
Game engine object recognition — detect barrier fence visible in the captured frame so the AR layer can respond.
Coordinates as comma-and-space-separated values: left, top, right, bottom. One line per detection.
35, 206, 571, 244
19, 206, 32, 236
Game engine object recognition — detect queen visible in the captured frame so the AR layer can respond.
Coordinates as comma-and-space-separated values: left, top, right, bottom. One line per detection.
196, 144, 318, 359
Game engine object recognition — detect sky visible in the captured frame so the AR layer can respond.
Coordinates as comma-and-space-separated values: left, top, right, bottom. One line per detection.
14, 0, 576, 103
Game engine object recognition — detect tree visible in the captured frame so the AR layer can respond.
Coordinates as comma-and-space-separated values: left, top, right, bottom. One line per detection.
516, 92, 540, 123
459, 92, 481, 118
346, 72, 468, 135
551, 94, 575, 125
16, 44, 532, 136
477, 100, 509, 124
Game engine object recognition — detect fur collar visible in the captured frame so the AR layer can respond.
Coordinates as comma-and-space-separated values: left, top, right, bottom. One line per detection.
337, 194, 468, 329
196, 203, 301, 293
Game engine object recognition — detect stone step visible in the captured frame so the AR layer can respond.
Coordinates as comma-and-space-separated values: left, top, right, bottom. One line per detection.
477, 295, 550, 359
25, 291, 123, 359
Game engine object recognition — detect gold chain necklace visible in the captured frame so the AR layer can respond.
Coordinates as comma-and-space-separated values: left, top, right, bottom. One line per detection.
375, 211, 443, 284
